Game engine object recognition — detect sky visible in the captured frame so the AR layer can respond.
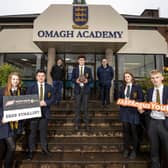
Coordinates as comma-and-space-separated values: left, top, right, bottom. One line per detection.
0, 0, 168, 18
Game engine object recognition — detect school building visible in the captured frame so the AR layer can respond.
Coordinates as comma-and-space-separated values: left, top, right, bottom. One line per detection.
0, 4, 168, 99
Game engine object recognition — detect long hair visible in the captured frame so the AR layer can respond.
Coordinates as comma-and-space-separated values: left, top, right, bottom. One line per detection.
4, 72, 21, 96
123, 71, 136, 86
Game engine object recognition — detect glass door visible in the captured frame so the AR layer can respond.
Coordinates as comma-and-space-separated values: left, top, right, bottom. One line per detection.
64, 62, 96, 100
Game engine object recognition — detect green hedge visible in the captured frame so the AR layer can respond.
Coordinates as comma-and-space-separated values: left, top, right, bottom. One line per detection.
0, 64, 20, 87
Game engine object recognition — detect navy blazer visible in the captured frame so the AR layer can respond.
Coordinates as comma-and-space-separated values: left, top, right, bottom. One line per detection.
146, 85, 168, 128
146, 85, 168, 104
71, 66, 93, 95
0, 88, 25, 139
119, 84, 144, 124
97, 65, 114, 87
26, 82, 54, 119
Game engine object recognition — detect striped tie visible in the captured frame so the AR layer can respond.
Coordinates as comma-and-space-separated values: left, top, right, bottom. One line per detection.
39, 84, 43, 101
126, 85, 130, 98
156, 89, 160, 103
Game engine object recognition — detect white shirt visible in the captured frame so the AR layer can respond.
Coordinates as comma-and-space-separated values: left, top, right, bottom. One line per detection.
124, 83, 132, 98
11, 87, 18, 92
79, 65, 85, 76
37, 82, 45, 100
150, 84, 165, 120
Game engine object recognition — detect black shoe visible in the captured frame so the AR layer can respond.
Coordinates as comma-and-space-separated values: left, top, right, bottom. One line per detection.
129, 150, 136, 159
26, 151, 33, 160
42, 148, 51, 155
123, 149, 129, 158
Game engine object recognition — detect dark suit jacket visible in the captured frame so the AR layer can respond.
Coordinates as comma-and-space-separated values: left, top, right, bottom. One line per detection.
71, 66, 93, 95
146, 85, 168, 105
119, 84, 144, 124
26, 82, 54, 119
97, 65, 114, 87
0, 88, 25, 139
146, 85, 168, 128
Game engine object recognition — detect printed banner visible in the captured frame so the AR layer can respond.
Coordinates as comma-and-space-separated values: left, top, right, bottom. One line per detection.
117, 98, 168, 113
3, 95, 41, 122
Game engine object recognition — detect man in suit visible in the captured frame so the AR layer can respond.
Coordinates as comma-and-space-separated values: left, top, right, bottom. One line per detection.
26, 69, 54, 160
71, 55, 93, 131
97, 58, 114, 107
139, 70, 168, 168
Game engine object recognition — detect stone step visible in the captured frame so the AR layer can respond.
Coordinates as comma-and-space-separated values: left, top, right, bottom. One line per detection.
17, 137, 149, 153
48, 120, 122, 127
50, 111, 120, 118
50, 101, 119, 109
50, 102, 119, 112
47, 126, 123, 138
22, 125, 123, 138
41, 124, 123, 130
14, 152, 150, 168
51, 108, 119, 112
50, 114, 119, 119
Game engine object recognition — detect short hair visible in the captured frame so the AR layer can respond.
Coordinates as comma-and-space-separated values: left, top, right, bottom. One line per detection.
150, 69, 162, 76
101, 57, 107, 61
36, 69, 46, 75
77, 55, 86, 60
56, 58, 63, 62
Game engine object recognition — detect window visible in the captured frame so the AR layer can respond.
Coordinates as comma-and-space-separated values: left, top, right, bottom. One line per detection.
117, 54, 164, 80
4, 53, 44, 86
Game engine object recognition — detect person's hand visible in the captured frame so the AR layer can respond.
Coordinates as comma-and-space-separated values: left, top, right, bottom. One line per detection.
40, 100, 47, 107
1, 118, 7, 124
165, 112, 168, 117
76, 78, 81, 84
83, 78, 88, 84
138, 107, 145, 114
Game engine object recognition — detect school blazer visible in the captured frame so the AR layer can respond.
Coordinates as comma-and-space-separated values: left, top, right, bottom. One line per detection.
71, 66, 93, 95
26, 82, 55, 119
146, 85, 168, 128
0, 88, 25, 139
119, 84, 144, 124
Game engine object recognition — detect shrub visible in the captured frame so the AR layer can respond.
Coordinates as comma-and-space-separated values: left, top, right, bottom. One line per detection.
0, 63, 20, 87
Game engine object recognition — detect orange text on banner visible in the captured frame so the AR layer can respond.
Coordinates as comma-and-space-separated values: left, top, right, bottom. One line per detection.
116, 98, 168, 113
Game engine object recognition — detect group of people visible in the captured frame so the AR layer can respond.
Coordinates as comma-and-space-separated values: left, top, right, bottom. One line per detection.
0, 55, 167, 168
50, 56, 114, 130
50, 56, 168, 167
0, 70, 55, 168
119, 70, 168, 168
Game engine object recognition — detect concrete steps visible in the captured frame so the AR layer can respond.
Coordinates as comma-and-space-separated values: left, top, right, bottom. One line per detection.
4, 101, 150, 168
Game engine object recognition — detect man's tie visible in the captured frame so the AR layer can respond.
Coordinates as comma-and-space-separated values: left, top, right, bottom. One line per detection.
126, 85, 130, 98
156, 89, 160, 103
39, 84, 44, 101
80, 66, 83, 76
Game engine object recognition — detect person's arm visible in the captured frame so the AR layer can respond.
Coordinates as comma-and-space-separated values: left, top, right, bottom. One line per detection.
50, 66, 55, 79
136, 85, 144, 102
97, 67, 100, 80
26, 85, 34, 95
88, 68, 93, 84
138, 89, 150, 114
0, 88, 3, 124
71, 67, 77, 84
111, 66, 114, 80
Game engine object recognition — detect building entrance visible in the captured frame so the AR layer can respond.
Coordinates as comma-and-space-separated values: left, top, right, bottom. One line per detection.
64, 62, 96, 99
57, 53, 105, 100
